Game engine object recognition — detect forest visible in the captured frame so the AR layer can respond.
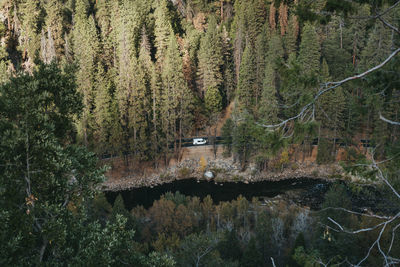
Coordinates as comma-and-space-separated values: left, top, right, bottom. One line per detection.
0, 0, 400, 266
0, 0, 398, 163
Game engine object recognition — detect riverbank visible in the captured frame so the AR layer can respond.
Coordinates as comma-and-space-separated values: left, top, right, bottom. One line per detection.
101, 154, 352, 192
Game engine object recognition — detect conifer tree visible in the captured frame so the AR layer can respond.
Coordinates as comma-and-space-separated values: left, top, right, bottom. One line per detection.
197, 16, 223, 98
154, 0, 172, 69
259, 34, 284, 123
349, 4, 370, 69
317, 59, 346, 155
182, 24, 201, 92
360, 20, 393, 70
221, 26, 235, 103
139, 27, 161, 157
0, 14, 9, 81
205, 86, 223, 115
20, 0, 40, 71
231, 0, 245, 82
93, 64, 114, 155
298, 23, 321, 78
96, 0, 115, 69
130, 58, 150, 159
322, 15, 352, 79
246, 0, 266, 44
109, 97, 124, 155
73, 0, 100, 147
161, 32, 193, 153
359, 12, 394, 146
115, 56, 136, 159
113, 0, 150, 159
254, 24, 269, 107
44, 0, 64, 61
237, 42, 256, 111
284, 11, 299, 56
0, 9, 9, 83
0, 38, 10, 84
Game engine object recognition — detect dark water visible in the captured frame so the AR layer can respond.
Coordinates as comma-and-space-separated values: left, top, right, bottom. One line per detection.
105, 178, 330, 210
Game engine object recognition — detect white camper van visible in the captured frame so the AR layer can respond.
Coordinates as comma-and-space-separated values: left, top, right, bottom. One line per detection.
193, 138, 207, 145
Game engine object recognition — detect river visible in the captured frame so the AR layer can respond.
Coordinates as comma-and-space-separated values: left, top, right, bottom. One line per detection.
106, 178, 331, 210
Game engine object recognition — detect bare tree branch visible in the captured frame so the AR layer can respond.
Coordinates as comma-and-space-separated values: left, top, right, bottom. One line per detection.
321, 158, 400, 266
380, 112, 400, 126
387, 222, 400, 255
317, 207, 391, 220
376, 15, 400, 35
328, 217, 344, 231
271, 257, 276, 267
258, 48, 400, 128
372, 156, 400, 199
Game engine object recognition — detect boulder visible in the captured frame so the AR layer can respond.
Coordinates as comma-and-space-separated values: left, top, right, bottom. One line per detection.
204, 171, 214, 179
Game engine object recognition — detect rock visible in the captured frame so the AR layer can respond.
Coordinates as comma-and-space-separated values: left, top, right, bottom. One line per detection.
204, 171, 214, 179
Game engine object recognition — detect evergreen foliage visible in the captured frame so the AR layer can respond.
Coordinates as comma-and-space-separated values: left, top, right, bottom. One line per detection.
1, 2, 400, 263
237, 43, 256, 111
298, 23, 321, 78
0, 65, 174, 265
259, 34, 284, 122
197, 16, 223, 98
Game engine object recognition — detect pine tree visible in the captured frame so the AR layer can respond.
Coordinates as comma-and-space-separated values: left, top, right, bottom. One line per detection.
0, 23, 10, 83
284, 10, 299, 56
116, 53, 149, 159
322, 15, 352, 79
0, 54, 9, 83
197, 16, 223, 98
96, 0, 115, 69
246, 0, 266, 44
73, 0, 100, 147
20, 0, 40, 71
109, 96, 124, 155
317, 59, 346, 156
93, 63, 114, 155
348, 4, 370, 69
221, 25, 235, 103
154, 0, 172, 69
43, 0, 64, 61
298, 23, 321, 78
359, 11, 394, 149
360, 19, 393, 70
139, 27, 161, 158
231, 0, 245, 82
259, 34, 284, 123
237, 42, 256, 112
182, 23, 201, 92
130, 57, 150, 159
161, 32, 193, 153
205, 86, 223, 114
254, 24, 269, 108
113, 0, 150, 159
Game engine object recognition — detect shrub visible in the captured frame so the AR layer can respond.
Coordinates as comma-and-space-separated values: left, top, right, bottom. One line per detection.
199, 156, 207, 172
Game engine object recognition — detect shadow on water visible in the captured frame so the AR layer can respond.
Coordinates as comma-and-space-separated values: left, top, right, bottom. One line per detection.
105, 178, 330, 210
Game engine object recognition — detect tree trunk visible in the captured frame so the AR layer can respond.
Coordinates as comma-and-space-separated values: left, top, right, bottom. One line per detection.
179, 118, 182, 159
221, 0, 224, 21
214, 126, 217, 159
